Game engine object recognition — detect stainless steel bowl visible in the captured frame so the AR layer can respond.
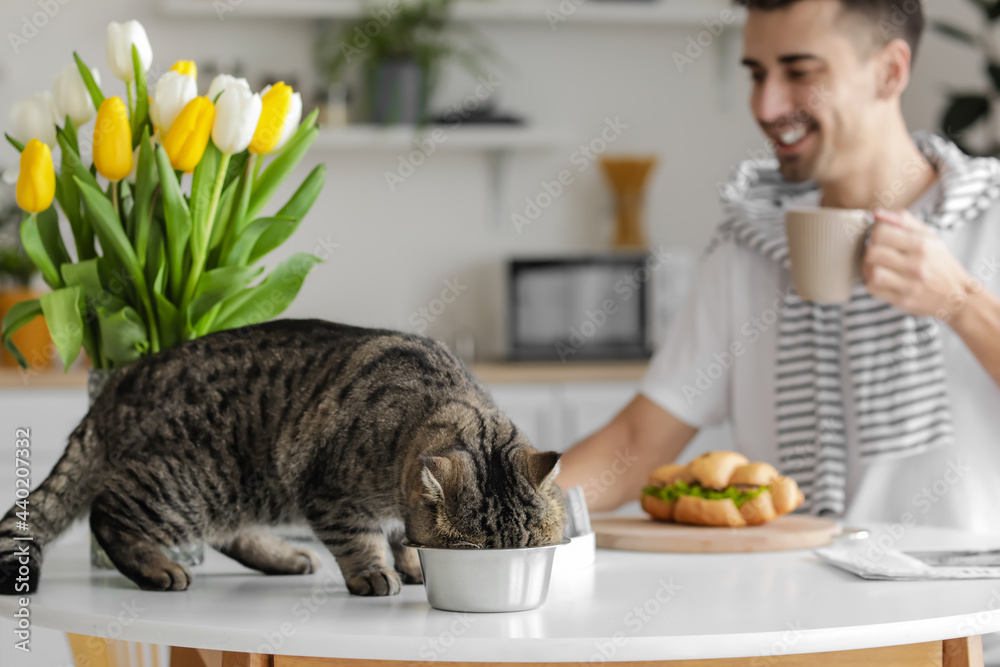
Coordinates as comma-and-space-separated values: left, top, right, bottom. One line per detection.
402, 538, 570, 613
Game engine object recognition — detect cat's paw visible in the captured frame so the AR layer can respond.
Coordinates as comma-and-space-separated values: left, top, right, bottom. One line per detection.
293, 548, 322, 574
135, 562, 192, 591
395, 560, 423, 585
346, 568, 402, 596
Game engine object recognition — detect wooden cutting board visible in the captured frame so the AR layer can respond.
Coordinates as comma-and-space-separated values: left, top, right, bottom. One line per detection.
592, 515, 840, 553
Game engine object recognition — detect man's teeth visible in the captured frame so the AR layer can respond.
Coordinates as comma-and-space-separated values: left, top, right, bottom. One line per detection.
779, 127, 807, 145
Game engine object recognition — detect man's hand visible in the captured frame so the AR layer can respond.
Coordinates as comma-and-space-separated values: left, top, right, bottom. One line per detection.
863, 208, 1000, 387
863, 209, 979, 321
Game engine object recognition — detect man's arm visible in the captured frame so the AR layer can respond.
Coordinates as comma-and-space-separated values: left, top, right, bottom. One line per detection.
864, 209, 1000, 387
556, 394, 697, 512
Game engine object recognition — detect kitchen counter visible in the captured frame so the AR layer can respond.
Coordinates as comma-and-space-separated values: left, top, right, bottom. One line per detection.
0, 360, 648, 389
0, 525, 996, 664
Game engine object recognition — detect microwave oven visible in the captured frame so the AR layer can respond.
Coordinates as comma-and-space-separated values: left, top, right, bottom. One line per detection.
507, 254, 657, 362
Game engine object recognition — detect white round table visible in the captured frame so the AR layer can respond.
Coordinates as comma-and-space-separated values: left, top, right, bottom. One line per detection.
1, 524, 997, 666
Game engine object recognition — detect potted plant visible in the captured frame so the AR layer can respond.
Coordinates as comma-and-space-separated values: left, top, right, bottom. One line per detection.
0, 19, 326, 567
0, 198, 51, 370
933, 3, 1000, 155
320, 0, 491, 125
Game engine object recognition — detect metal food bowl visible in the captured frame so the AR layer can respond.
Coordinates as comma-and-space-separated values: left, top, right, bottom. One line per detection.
402, 538, 570, 612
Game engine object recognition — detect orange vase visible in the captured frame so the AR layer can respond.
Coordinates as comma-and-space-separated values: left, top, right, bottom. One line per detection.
600, 155, 658, 249
0, 288, 53, 371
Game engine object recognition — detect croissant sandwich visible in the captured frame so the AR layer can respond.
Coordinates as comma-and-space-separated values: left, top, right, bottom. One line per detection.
640, 451, 805, 527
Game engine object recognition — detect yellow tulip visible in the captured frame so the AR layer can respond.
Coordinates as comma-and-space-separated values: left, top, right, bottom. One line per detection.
170, 60, 197, 81
93, 97, 133, 182
249, 82, 292, 155
15, 139, 55, 213
162, 96, 215, 173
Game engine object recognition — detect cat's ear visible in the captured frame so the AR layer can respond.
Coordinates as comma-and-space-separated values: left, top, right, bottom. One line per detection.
420, 455, 452, 502
525, 450, 561, 489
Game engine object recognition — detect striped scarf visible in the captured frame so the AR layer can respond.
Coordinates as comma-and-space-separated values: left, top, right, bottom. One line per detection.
711, 131, 1000, 515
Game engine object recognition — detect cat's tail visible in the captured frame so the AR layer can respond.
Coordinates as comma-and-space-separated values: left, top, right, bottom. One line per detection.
0, 416, 104, 594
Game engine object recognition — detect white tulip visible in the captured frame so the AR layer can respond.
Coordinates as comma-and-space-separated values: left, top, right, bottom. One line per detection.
207, 74, 251, 103
106, 20, 153, 83
212, 86, 262, 154
149, 71, 197, 135
53, 63, 101, 127
9, 91, 59, 147
258, 84, 303, 154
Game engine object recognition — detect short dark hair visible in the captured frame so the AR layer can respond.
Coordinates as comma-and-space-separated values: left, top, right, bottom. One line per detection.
735, 0, 924, 61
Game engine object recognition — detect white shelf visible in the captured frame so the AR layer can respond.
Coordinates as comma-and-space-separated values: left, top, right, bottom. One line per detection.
160, 0, 745, 26
312, 124, 566, 151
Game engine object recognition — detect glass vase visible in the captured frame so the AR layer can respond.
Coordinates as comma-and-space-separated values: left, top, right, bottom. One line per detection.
86, 367, 205, 569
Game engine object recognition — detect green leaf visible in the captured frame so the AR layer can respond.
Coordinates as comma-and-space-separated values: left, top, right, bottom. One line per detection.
56, 127, 100, 262
246, 126, 319, 221
145, 215, 166, 295
941, 94, 991, 137
96, 305, 148, 367
224, 216, 294, 267
153, 290, 180, 350
40, 285, 85, 372
61, 257, 109, 300
73, 52, 105, 110
5, 133, 24, 152
154, 145, 192, 303
0, 298, 43, 369
19, 213, 62, 288
208, 178, 239, 253
190, 140, 221, 251
54, 117, 90, 261
932, 20, 978, 46
36, 206, 72, 277
132, 127, 158, 266
73, 175, 153, 336
187, 264, 264, 329
276, 163, 326, 222
73, 176, 146, 283
130, 44, 149, 145
212, 253, 323, 331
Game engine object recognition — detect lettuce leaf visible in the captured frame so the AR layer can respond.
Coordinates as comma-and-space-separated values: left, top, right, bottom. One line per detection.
641, 480, 768, 508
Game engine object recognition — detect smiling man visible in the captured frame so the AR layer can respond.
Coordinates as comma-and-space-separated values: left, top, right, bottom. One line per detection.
558, 0, 1000, 532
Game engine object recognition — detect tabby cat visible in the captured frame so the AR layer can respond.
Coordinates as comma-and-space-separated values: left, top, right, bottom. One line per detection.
0, 320, 566, 596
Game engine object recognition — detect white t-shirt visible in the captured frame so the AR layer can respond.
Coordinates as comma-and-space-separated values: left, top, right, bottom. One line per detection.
640, 182, 1000, 532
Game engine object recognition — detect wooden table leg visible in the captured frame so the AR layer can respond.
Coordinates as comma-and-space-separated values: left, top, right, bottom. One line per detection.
943, 636, 984, 667
221, 652, 272, 667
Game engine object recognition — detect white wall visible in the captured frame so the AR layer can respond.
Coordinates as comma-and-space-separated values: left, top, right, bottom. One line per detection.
0, 0, 986, 361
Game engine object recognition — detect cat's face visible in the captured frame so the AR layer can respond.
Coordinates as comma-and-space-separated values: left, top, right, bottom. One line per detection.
406, 436, 567, 550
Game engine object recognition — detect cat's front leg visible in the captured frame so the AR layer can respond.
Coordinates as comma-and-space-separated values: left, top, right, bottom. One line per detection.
388, 528, 423, 585
306, 505, 401, 596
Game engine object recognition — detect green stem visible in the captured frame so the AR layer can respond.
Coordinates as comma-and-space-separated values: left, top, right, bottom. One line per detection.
180, 152, 231, 325
218, 154, 256, 264
252, 153, 264, 186
111, 181, 120, 222
126, 81, 134, 120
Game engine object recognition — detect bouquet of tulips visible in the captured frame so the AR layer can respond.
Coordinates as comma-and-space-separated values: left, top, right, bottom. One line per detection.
1, 20, 325, 372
